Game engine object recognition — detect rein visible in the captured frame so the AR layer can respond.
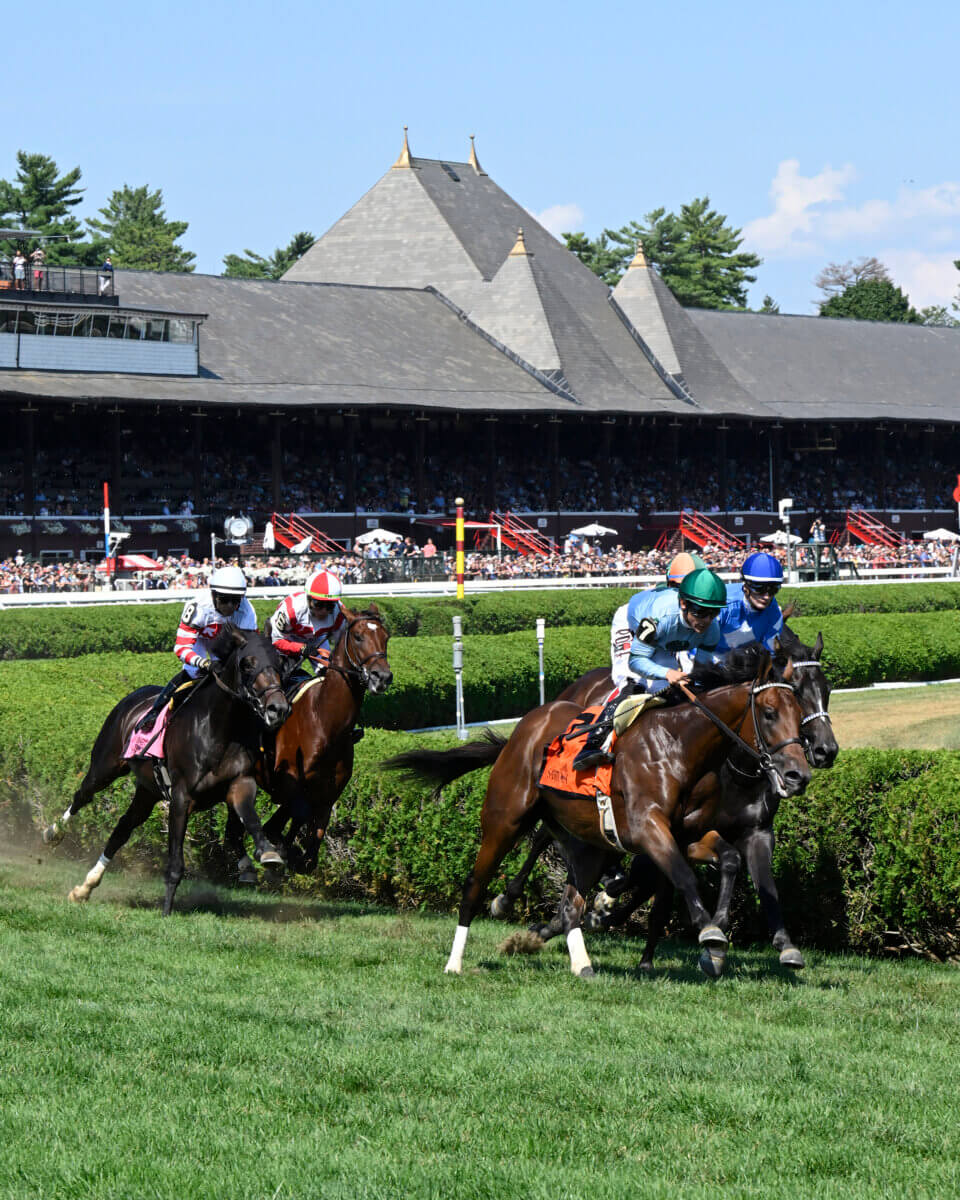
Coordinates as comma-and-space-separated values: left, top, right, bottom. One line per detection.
209, 660, 286, 725
325, 614, 389, 689
676, 679, 803, 788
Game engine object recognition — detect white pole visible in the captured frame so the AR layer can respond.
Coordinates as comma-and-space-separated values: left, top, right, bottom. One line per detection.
452, 614, 466, 740
497, 524, 502, 561
536, 617, 545, 706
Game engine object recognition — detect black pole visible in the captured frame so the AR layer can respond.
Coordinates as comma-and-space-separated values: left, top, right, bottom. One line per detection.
22, 405, 36, 559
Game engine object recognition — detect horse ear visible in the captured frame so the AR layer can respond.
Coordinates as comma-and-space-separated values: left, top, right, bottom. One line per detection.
814, 632, 823, 660
781, 601, 796, 620
781, 657, 795, 683
756, 649, 773, 683
228, 626, 247, 648
367, 602, 381, 617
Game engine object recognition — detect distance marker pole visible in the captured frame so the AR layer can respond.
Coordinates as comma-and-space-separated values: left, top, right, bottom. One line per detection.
452, 614, 466, 740
103, 481, 110, 559
536, 618, 546, 706
455, 496, 465, 600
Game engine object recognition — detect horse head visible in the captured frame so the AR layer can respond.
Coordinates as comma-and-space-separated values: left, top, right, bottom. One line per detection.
334, 605, 393, 694
776, 627, 838, 769
210, 626, 291, 731
749, 649, 811, 798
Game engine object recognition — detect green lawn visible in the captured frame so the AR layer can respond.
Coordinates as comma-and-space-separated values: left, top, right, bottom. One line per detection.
830, 681, 960, 749
2, 849, 958, 1200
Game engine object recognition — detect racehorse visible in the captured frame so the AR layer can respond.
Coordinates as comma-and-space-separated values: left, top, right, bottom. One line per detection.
386, 648, 810, 978
224, 606, 392, 878
494, 627, 837, 969
43, 627, 291, 915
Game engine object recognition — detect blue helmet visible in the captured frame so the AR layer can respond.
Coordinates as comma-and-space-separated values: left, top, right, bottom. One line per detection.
741, 551, 784, 584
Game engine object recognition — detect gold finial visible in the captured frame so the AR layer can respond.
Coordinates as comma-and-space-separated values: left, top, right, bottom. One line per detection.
469, 134, 487, 175
508, 227, 531, 257
628, 239, 648, 269
393, 125, 413, 169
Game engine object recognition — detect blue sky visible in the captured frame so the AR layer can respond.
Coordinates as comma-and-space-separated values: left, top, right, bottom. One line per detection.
7, 0, 959, 314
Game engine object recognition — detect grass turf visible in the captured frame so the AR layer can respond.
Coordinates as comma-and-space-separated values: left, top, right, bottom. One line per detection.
1, 848, 958, 1200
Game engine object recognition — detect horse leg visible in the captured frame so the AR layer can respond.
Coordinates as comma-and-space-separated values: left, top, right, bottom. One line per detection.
223, 807, 257, 885
491, 823, 555, 919
587, 853, 660, 932
68, 784, 156, 902
44, 748, 130, 846
639, 878, 676, 973
556, 843, 611, 977
445, 803, 537, 975
162, 787, 192, 916
685, 832, 742, 978
739, 826, 804, 968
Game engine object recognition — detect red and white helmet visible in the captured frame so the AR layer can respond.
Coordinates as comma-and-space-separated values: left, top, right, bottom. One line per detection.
306, 570, 342, 602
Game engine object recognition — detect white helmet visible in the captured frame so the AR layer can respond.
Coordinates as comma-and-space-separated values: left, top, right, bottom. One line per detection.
209, 565, 247, 595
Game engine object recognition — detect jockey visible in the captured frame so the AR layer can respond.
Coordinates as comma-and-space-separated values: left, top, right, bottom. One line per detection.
704, 550, 785, 660
268, 569, 346, 681
134, 565, 257, 732
573, 568, 727, 769
609, 550, 706, 691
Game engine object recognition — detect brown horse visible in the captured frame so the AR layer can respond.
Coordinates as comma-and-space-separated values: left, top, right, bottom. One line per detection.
43, 627, 291, 915
224, 605, 392, 877
386, 649, 810, 978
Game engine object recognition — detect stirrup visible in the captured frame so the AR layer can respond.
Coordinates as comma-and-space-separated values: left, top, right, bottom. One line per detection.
572, 743, 614, 771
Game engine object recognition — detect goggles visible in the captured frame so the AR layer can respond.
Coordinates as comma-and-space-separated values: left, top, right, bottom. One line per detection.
744, 581, 781, 597
684, 602, 717, 619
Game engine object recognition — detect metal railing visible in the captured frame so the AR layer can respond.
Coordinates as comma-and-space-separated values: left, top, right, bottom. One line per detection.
0, 263, 115, 299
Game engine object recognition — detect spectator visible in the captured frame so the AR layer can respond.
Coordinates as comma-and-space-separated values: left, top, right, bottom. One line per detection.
12, 250, 26, 291
29, 245, 45, 291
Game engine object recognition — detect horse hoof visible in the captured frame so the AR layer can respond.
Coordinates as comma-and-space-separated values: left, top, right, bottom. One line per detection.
490, 893, 512, 920
42, 825, 63, 846
257, 850, 285, 869
699, 947, 727, 979
779, 946, 805, 969
443, 964, 462, 975
638, 960, 654, 976
698, 924, 728, 948
578, 965, 596, 979
68, 886, 88, 903
592, 890, 615, 916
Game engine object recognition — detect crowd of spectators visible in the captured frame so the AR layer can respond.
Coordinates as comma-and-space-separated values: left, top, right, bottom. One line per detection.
2, 533, 957, 596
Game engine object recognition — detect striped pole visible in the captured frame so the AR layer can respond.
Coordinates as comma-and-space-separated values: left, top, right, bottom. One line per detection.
103, 481, 110, 559
455, 496, 465, 600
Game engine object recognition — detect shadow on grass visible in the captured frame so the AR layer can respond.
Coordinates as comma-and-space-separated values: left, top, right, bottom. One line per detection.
123, 886, 386, 924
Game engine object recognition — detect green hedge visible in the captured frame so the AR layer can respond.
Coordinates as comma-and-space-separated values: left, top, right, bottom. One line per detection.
5, 581, 960, 659
2, 697, 957, 958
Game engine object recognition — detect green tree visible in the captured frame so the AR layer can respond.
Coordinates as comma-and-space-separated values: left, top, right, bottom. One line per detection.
87, 185, 195, 272
819, 278, 920, 323
918, 304, 959, 328
561, 231, 625, 287
757, 294, 780, 314
222, 231, 315, 280
0, 151, 102, 264
953, 258, 960, 316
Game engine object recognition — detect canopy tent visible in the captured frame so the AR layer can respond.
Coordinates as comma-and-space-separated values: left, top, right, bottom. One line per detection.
354, 527, 402, 546
922, 527, 960, 541
760, 530, 802, 545
568, 522, 618, 537
96, 554, 163, 572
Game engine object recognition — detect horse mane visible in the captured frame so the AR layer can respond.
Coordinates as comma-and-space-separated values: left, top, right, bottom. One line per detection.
657, 642, 786, 708
208, 624, 247, 662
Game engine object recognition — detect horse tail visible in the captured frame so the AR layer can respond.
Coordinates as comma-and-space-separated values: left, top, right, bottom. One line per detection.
383, 728, 507, 789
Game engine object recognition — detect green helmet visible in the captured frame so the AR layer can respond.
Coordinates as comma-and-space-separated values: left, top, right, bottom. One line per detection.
677, 567, 727, 610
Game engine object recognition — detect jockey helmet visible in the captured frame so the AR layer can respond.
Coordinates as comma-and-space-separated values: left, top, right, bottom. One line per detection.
306, 570, 342, 602
209, 565, 247, 595
741, 552, 784, 585
677, 568, 727, 610
666, 551, 707, 586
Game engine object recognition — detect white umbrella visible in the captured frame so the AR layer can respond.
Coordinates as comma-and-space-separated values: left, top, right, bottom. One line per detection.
760, 530, 802, 545
922, 527, 960, 541
568, 522, 618, 537
354, 526, 403, 546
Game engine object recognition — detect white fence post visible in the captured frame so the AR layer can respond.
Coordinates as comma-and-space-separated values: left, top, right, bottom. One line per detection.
536, 617, 546, 706
452, 614, 467, 740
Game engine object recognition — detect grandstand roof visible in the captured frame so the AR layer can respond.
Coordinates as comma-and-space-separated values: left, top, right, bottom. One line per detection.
686, 309, 960, 424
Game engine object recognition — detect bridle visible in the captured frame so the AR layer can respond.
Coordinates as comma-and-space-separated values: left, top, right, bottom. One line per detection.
677, 678, 805, 793
789, 658, 833, 732
209, 654, 288, 725
325, 613, 390, 690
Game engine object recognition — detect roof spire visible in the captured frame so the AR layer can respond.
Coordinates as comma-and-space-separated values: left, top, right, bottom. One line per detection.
508, 227, 531, 257
628, 239, 648, 269
392, 125, 413, 169
469, 134, 487, 175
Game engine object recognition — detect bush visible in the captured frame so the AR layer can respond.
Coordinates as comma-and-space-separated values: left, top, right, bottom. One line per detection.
7, 581, 960, 660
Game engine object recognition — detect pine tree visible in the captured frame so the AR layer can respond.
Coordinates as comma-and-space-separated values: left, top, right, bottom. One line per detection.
0, 151, 101, 264
87, 185, 195, 272
222, 232, 315, 280
561, 232, 624, 287
819, 278, 920, 323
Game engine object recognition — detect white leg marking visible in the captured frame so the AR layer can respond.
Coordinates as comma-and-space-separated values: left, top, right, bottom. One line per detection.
567, 927, 593, 976
69, 854, 111, 902
445, 924, 469, 974
61, 807, 74, 824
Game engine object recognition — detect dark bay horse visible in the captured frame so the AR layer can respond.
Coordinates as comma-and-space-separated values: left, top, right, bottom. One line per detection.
224, 605, 392, 877
496, 627, 837, 969
43, 627, 290, 914
386, 650, 810, 978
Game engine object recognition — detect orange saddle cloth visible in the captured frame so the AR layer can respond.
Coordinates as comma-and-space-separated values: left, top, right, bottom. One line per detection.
539, 706, 615, 799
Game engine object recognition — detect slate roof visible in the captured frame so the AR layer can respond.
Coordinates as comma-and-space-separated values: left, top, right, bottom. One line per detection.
686, 309, 960, 424
0, 270, 580, 413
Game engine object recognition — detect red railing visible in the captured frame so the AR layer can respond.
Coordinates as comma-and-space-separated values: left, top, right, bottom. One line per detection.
678, 510, 745, 552
845, 509, 904, 548
270, 512, 347, 555
654, 528, 682, 553
487, 511, 552, 557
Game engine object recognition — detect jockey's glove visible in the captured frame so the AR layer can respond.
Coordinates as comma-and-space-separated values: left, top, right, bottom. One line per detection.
197, 657, 213, 671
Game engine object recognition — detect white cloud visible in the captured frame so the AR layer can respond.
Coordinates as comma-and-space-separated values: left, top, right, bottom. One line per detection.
532, 202, 584, 239
879, 249, 960, 309
744, 160, 856, 255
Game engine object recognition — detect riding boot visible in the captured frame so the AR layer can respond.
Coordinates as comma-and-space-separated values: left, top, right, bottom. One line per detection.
571, 696, 621, 770
134, 669, 190, 733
